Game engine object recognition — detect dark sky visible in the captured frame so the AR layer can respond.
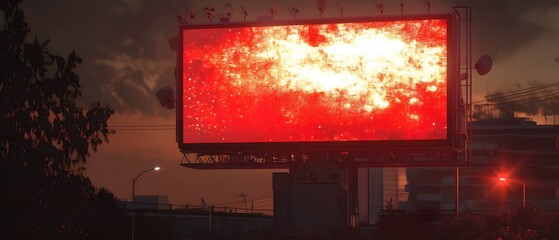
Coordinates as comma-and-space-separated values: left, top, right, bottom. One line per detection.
20, 0, 559, 207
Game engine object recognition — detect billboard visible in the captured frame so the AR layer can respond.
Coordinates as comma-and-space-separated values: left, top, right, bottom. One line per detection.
178, 14, 459, 154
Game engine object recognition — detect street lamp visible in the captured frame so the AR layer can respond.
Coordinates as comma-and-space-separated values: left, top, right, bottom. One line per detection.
499, 177, 526, 209
131, 167, 160, 240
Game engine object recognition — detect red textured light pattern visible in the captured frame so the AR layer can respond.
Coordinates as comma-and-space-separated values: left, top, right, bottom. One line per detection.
182, 19, 448, 144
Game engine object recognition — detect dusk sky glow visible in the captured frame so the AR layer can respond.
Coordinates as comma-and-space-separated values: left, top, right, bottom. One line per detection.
20, 0, 559, 207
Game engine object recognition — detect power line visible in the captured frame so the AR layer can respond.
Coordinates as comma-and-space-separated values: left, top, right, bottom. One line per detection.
482, 94, 559, 113
110, 128, 175, 131
489, 91, 559, 107
473, 82, 559, 111
484, 82, 559, 101
110, 124, 175, 127
486, 82, 559, 100
212, 193, 273, 206
108, 124, 176, 131
474, 82, 559, 106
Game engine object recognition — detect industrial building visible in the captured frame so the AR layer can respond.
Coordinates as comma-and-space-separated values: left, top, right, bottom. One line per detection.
272, 117, 559, 229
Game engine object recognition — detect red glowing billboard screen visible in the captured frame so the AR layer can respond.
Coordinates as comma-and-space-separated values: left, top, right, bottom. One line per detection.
179, 15, 458, 153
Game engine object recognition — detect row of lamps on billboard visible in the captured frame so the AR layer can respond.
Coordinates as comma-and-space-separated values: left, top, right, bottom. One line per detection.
158, 24, 493, 111
175, 0, 439, 24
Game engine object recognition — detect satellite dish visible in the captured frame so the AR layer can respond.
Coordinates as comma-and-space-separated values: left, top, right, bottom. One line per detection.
168, 36, 179, 53
156, 87, 175, 110
475, 55, 493, 76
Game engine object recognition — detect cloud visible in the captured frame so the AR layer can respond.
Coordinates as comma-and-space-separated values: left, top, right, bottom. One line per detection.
474, 32, 559, 116
92, 52, 174, 112
20, 0, 559, 118
21, 0, 191, 117
462, 1, 559, 60
486, 82, 559, 116
470, 3, 559, 116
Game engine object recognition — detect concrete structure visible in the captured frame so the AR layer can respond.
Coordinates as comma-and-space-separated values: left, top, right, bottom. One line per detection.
130, 207, 273, 240
273, 163, 348, 233
272, 162, 410, 230
133, 195, 171, 210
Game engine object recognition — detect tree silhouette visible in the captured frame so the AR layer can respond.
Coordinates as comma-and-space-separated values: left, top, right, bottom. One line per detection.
0, 0, 125, 239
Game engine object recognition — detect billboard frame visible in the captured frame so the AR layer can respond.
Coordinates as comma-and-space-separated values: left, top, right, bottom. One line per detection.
177, 13, 461, 155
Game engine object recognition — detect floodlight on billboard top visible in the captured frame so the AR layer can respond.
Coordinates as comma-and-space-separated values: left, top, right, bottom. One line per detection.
179, 15, 458, 153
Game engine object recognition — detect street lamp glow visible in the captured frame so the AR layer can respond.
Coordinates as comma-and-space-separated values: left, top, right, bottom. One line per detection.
132, 166, 161, 240
497, 176, 526, 209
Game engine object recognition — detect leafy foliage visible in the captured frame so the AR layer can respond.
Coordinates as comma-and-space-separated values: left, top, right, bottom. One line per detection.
375, 210, 441, 240
0, 0, 125, 239
0, 0, 113, 175
374, 207, 557, 240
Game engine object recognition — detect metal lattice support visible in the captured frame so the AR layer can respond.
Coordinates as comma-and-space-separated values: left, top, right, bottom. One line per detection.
453, 5, 473, 165
179, 10, 472, 170
180, 148, 468, 169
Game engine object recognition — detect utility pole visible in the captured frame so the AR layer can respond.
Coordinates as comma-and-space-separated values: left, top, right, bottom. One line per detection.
239, 193, 247, 213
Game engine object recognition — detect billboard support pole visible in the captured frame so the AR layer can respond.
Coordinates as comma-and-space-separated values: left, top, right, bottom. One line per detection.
453, 4, 473, 218
455, 166, 459, 217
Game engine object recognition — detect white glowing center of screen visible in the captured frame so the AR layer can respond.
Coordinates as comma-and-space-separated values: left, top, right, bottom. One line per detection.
247, 24, 446, 112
